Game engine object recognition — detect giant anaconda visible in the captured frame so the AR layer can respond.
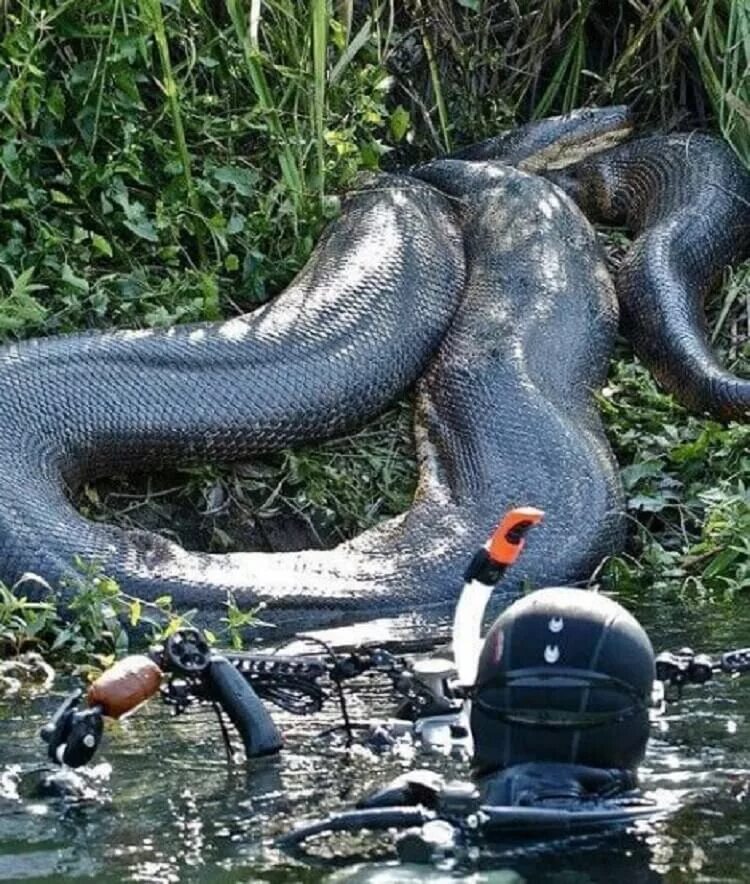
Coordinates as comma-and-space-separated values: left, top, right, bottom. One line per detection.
2, 108, 749, 636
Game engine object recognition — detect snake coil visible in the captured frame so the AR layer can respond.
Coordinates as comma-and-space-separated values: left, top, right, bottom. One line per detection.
1, 108, 747, 637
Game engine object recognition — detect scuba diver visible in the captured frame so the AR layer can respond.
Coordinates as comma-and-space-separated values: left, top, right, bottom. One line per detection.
279, 582, 662, 859
471, 586, 655, 811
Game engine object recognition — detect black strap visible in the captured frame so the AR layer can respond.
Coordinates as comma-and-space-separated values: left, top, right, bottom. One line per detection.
473, 667, 649, 730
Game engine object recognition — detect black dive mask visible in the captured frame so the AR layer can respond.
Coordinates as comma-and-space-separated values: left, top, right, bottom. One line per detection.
473, 666, 650, 730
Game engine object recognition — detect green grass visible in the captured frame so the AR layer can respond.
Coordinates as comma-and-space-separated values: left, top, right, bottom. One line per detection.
0, 1, 748, 661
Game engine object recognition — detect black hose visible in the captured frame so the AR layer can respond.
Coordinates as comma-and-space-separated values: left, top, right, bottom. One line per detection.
277, 806, 435, 848
479, 803, 656, 831
278, 800, 660, 851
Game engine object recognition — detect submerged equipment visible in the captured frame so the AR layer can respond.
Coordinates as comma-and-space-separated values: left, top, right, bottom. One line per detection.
41, 633, 283, 767
37, 505, 750, 859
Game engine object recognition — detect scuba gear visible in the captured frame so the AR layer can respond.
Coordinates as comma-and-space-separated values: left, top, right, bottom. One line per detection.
41, 690, 105, 768
42, 630, 282, 768
41, 655, 162, 767
278, 763, 661, 855
453, 507, 544, 685
86, 654, 162, 718
471, 588, 655, 775
153, 627, 283, 757
653, 645, 750, 697
34, 504, 750, 865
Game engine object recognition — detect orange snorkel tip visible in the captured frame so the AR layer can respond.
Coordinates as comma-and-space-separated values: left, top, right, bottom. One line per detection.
486, 506, 545, 567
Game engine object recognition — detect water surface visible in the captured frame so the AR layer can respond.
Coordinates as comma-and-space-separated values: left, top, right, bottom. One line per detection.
2, 589, 750, 882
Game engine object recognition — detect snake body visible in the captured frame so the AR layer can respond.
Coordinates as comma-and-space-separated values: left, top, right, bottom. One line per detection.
551, 134, 750, 420
2, 109, 748, 636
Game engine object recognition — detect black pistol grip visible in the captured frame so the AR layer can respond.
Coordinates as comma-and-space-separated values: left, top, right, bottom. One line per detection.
206, 656, 283, 758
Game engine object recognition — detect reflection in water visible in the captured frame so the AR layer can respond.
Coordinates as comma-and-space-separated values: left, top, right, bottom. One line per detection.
2, 589, 750, 881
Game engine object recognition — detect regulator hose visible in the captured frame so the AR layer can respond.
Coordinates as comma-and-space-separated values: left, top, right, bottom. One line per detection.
277, 806, 436, 848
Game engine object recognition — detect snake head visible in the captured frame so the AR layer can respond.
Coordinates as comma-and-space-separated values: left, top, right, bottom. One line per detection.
513, 106, 636, 174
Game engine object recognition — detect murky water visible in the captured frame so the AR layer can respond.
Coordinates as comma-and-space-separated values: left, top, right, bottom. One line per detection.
3, 589, 750, 882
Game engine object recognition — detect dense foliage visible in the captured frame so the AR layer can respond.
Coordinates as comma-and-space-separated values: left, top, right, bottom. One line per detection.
0, 1, 747, 661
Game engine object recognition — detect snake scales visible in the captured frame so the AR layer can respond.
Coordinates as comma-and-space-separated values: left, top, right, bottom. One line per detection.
2, 107, 749, 636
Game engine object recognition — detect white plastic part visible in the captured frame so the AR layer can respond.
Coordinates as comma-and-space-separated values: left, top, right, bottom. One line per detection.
415, 706, 474, 756
411, 657, 455, 700
452, 579, 494, 686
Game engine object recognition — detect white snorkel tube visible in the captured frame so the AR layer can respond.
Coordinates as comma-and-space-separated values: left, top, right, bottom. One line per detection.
452, 507, 544, 687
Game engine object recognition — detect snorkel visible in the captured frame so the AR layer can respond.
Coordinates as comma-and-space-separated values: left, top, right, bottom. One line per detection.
453, 507, 544, 687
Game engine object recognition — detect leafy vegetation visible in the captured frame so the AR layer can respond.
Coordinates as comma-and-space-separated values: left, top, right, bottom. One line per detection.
0, 562, 163, 668
0, 556, 265, 669
0, 1, 748, 663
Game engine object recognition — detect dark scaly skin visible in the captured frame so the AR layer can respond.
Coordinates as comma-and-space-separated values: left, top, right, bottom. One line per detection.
258, 161, 625, 638
0, 177, 464, 605
127, 161, 622, 637
0, 109, 632, 637
449, 106, 634, 173
549, 134, 750, 420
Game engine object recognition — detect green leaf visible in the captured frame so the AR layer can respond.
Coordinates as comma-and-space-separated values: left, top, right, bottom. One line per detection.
620, 460, 662, 490
1, 142, 22, 185
114, 628, 130, 655
628, 494, 668, 513
50, 628, 73, 652
47, 84, 65, 122
212, 165, 259, 197
123, 217, 159, 242
51, 189, 73, 205
389, 105, 410, 141
0, 267, 48, 332
702, 547, 740, 579
61, 263, 90, 292
91, 234, 113, 258
227, 213, 245, 235
359, 141, 381, 169
129, 598, 142, 627
199, 273, 220, 320
10, 266, 47, 298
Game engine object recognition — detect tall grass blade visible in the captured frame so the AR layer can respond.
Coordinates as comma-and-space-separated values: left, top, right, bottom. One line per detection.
337, 0, 353, 44
311, 0, 328, 199
139, 0, 207, 266
413, 0, 451, 151
225, 0, 304, 203
330, 15, 372, 85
